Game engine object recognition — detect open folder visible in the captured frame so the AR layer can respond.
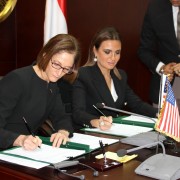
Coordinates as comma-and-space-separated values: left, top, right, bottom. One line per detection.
82, 123, 153, 137
0, 133, 119, 169
82, 115, 156, 137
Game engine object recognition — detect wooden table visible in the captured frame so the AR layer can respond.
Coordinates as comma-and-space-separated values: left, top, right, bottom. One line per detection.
0, 132, 178, 180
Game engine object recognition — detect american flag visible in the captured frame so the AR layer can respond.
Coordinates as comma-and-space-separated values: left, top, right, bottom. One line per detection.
155, 76, 180, 142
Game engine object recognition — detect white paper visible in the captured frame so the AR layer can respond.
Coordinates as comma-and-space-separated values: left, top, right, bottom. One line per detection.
0, 154, 49, 169
70, 133, 119, 149
84, 123, 153, 137
122, 115, 157, 123
3, 144, 85, 164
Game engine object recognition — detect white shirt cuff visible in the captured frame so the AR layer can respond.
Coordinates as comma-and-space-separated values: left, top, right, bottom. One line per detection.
156, 62, 165, 75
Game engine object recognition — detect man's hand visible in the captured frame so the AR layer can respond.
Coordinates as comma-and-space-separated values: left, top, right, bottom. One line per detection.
160, 62, 176, 81
173, 63, 180, 76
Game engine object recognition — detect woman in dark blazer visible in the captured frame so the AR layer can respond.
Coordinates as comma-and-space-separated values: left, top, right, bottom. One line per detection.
72, 27, 157, 130
0, 34, 81, 150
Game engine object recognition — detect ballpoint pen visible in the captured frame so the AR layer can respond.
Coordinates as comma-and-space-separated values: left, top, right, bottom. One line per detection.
99, 140, 107, 163
22, 117, 41, 148
93, 105, 113, 126
93, 105, 106, 117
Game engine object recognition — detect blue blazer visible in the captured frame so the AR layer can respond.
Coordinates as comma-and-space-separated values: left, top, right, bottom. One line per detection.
72, 64, 157, 129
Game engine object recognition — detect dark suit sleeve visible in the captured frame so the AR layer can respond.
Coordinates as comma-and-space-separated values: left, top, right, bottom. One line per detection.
125, 84, 157, 117
138, 3, 161, 73
0, 73, 22, 149
72, 71, 99, 129
121, 70, 157, 117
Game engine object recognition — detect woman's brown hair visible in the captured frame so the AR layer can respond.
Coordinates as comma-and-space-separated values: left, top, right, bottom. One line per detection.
36, 34, 81, 83
85, 27, 122, 79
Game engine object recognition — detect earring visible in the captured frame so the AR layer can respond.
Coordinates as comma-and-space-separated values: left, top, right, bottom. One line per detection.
94, 56, 97, 62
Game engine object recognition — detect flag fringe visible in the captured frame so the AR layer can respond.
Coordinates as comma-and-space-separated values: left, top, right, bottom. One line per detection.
155, 78, 180, 142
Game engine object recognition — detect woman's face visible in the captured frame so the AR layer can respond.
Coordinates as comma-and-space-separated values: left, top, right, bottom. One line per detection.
46, 52, 75, 82
94, 40, 121, 71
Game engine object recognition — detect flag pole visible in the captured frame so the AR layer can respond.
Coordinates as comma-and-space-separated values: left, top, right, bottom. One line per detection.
158, 73, 163, 114
156, 72, 164, 154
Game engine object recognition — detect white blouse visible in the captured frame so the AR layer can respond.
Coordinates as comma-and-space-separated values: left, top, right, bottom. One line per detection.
111, 79, 118, 102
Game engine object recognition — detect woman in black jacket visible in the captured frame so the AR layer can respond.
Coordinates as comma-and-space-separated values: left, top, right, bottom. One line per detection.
0, 34, 81, 150
72, 27, 157, 130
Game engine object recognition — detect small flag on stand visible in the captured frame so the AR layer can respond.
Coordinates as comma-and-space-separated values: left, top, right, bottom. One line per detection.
44, 0, 67, 44
155, 74, 180, 142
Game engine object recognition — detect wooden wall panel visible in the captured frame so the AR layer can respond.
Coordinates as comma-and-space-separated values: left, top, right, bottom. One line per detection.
0, 9, 16, 75
0, 0, 152, 102
15, 0, 46, 67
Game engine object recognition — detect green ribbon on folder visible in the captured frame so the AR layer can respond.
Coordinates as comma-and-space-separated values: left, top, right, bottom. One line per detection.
40, 136, 90, 153
113, 116, 155, 129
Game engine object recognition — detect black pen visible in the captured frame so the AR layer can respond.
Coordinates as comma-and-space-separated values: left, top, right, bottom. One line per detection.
93, 105, 106, 116
99, 140, 107, 163
93, 105, 113, 125
22, 117, 41, 148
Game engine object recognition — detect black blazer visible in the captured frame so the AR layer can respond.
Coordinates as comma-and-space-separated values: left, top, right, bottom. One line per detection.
0, 66, 73, 149
138, 0, 180, 104
72, 65, 157, 129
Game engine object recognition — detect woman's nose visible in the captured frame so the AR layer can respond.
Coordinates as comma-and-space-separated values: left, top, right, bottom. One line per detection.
56, 68, 64, 76
111, 53, 116, 60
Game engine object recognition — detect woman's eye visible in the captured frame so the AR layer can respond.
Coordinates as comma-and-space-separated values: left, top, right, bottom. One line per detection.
115, 50, 120, 55
104, 50, 111, 54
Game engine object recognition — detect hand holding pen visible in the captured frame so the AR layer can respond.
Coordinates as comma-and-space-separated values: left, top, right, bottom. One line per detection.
22, 117, 42, 150
93, 105, 112, 130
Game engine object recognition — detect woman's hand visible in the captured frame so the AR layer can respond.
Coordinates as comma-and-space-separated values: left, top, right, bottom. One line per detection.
13, 135, 42, 151
90, 116, 113, 131
50, 130, 69, 148
99, 116, 113, 130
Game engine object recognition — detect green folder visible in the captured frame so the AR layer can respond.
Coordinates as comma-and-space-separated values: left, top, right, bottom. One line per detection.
113, 116, 155, 129
40, 136, 90, 153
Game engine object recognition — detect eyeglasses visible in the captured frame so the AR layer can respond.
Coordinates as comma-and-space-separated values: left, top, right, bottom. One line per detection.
51, 59, 73, 74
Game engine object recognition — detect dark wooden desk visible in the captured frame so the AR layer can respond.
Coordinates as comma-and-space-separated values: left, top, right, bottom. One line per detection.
0, 132, 177, 180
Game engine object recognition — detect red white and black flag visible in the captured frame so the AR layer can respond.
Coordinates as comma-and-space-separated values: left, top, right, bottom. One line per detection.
44, 0, 67, 44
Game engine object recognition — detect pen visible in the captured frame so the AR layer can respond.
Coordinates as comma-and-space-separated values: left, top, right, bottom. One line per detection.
22, 117, 41, 148
93, 105, 113, 125
93, 105, 106, 116
99, 140, 107, 163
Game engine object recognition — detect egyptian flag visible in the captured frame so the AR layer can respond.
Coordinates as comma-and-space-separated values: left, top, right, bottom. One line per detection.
44, 0, 67, 44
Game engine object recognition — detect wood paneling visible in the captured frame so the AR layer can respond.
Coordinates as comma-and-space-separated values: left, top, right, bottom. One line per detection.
0, 8, 16, 74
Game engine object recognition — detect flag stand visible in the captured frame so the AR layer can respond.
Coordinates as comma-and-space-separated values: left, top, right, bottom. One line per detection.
134, 73, 180, 179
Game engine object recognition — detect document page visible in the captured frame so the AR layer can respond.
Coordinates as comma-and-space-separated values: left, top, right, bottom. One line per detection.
3, 144, 85, 164
70, 133, 119, 149
83, 123, 153, 137
0, 153, 49, 169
